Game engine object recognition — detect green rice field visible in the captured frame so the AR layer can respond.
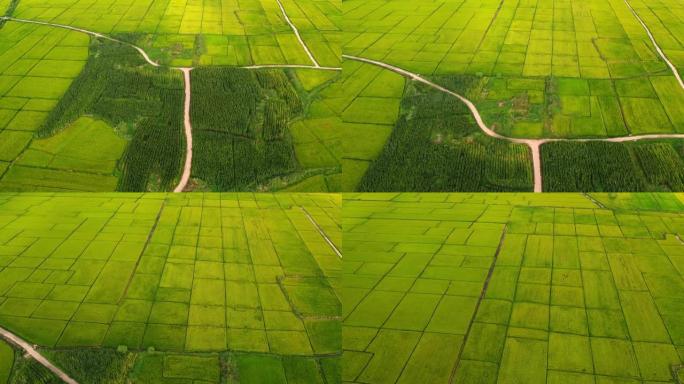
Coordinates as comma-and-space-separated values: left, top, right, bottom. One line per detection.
0, 0, 342, 193
0, 193, 341, 383
340, 0, 684, 192
13, 0, 340, 67
343, 0, 684, 138
344, 192, 684, 383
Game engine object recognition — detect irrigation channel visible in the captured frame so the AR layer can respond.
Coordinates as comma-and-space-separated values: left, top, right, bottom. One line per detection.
0, 9, 339, 193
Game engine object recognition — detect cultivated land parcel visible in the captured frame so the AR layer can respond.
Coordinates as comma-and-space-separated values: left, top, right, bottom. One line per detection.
0, 0, 344, 193
0, 193, 341, 383
342, 0, 684, 192
344, 193, 684, 383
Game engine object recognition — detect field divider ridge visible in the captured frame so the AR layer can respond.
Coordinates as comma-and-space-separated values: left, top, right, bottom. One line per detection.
0, 326, 79, 384
301, 206, 342, 258
275, 0, 320, 67
119, 201, 166, 303
622, 0, 684, 89
448, 225, 508, 383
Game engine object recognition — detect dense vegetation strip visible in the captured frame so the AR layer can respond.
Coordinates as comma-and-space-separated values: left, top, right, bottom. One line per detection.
541, 140, 684, 191
190, 68, 303, 190
358, 79, 534, 192
37, 38, 185, 192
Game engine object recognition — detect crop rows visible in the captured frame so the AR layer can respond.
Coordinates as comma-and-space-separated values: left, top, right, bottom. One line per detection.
541, 140, 684, 191
343, 193, 684, 384
13, 0, 336, 67
190, 68, 301, 191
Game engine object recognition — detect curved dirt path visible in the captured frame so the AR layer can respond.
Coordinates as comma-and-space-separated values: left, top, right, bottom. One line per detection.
275, 0, 320, 67
2, 17, 160, 67
343, 54, 684, 192
622, 0, 684, 90
0, 326, 79, 384
174, 67, 193, 192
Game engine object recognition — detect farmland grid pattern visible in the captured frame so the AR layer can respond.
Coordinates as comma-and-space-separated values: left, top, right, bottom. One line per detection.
343, 193, 684, 383
0, 194, 340, 371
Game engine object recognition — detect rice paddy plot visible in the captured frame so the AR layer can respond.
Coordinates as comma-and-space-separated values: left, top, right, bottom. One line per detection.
0, 21, 88, 182
343, 192, 684, 384
343, 0, 684, 138
13, 0, 339, 67
629, 0, 684, 69
0, 192, 341, 383
315, 60, 403, 191
280, 0, 341, 67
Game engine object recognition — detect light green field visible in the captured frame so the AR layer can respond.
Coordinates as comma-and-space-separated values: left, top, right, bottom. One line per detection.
309, 60, 403, 191
287, 68, 351, 192
0, 193, 340, 383
1, 116, 124, 191
14, 0, 339, 67
343, 0, 684, 138
0, 22, 88, 182
344, 192, 684, 383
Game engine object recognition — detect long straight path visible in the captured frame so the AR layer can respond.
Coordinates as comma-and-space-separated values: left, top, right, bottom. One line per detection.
275, 0, 320, 67
174, 67, 193, 192
623, 0, 684, 89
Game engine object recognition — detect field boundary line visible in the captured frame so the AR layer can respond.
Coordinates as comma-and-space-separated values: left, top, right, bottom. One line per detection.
119, 201, 166, 302
243, 64, 340, 70
448, 225, 508, 383
622, 0, 684, 89
301, 207, 342, 258
0, 326, 79, 384
275, 0, 320, 67
583, 193, 607, 209
342, 54, 684, 192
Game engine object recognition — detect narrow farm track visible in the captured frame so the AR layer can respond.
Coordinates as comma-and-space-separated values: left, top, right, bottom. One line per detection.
244, 64, 340, 71
1, 17, 160, 67
622, 0, 684, 90
343, 54, 684, 193
0, 326, 79, 384
301, 207, 342, 258
174, 67, 193, 192
275, 0, 320, 67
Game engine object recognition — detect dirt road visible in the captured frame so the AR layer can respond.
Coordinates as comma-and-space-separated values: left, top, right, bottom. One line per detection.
0, 326, 79, 384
